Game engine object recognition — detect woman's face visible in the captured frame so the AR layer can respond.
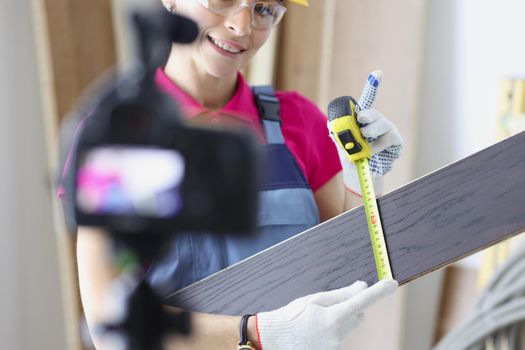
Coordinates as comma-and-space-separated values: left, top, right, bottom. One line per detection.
168, 0, 273, 78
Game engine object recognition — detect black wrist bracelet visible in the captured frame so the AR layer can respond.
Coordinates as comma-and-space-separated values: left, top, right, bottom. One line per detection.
237, 314, 254, 349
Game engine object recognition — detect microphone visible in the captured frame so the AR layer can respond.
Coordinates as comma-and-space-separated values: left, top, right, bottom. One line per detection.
164, 12, 199, 44
132, 9, 199, 71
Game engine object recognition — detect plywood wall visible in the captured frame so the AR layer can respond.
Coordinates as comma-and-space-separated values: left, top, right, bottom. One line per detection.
38, 0, 117, 125
278, 0, 426, 193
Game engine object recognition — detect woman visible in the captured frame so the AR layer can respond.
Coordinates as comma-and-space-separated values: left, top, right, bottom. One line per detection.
73, 0, 403, 349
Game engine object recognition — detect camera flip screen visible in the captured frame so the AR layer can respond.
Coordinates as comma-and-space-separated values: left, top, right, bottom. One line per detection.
76, 146, 185, 218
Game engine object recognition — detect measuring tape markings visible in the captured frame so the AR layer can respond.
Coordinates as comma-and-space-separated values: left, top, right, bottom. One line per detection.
327, 71, 393, 280
356, 156, 392, 280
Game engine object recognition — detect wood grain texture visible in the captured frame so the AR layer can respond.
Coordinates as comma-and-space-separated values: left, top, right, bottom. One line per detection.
276, 0, 326, 101
42, 0, 116, 123
165, 131, 525, 316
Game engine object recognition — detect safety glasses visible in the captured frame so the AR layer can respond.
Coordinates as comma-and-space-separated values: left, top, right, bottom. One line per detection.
197, 0, 287, 30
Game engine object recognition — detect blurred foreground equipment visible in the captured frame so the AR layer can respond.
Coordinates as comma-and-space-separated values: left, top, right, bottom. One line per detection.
62, 7, 259, 350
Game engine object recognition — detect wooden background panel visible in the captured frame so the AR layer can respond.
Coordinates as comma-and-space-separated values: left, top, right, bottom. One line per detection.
276, 1, 326, 101
277, 0, 426, 193
43, 0, 116, 124
328, 0, 426, 191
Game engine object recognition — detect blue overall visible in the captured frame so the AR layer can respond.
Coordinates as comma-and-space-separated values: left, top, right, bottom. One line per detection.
146, 86, 320, 296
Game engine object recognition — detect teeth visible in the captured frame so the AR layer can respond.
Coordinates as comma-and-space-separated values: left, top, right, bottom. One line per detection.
210, 37, 242, 54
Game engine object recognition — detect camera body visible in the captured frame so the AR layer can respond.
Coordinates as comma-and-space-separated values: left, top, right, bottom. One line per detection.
70, 76, 259, 235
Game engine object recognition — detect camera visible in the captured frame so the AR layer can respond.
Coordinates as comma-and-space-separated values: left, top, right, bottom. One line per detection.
72, 90, 260, 234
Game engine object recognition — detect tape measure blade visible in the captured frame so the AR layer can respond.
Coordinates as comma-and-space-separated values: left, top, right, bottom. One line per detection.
356, 158, 393, 280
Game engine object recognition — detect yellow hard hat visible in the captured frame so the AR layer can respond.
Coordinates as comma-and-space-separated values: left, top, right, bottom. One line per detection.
289, 0, 309, 6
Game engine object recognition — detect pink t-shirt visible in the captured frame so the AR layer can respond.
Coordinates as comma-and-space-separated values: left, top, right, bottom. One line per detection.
155, 69, 342, 192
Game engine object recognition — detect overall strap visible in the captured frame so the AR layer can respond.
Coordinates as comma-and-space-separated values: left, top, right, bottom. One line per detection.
252, 85, 285, 145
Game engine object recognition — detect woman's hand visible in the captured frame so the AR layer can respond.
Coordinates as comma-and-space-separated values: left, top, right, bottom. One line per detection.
331, 109, 403, 196
255, 279, 398, 350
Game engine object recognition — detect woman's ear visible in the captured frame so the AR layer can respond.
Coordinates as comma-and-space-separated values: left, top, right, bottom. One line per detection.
162, 0, 175, 13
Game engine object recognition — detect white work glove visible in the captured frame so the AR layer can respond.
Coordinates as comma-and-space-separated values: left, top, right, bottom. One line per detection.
329, 109, 403, 195
256, 279, 398, 350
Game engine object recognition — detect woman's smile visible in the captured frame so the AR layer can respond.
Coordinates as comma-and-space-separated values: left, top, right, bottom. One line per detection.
207, 35, 247, 55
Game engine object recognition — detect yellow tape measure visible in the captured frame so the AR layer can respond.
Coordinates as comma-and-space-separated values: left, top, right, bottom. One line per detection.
356, 157, 393, 280
328, 96, 393, 280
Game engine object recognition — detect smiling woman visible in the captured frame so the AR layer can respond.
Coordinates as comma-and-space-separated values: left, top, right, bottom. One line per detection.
71, 0, 405, 349
161, 0, 275, 102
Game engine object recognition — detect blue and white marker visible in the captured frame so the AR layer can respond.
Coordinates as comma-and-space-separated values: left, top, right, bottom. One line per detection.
358, 70, 383, 110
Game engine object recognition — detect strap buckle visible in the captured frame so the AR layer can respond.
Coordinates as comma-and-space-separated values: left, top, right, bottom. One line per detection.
252, 86, 281, 123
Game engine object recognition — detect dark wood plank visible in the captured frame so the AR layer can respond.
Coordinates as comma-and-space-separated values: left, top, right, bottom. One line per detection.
165, 131, 525, 316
